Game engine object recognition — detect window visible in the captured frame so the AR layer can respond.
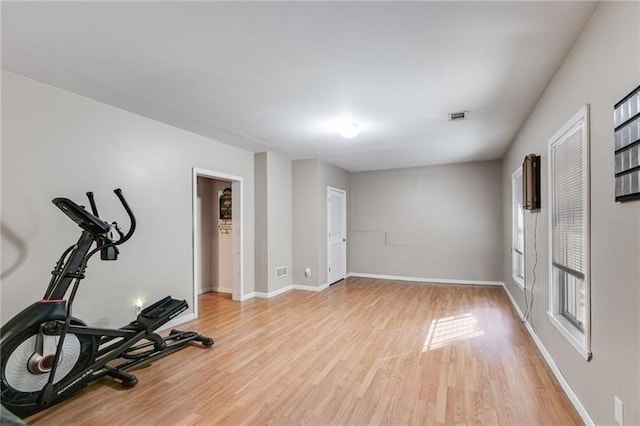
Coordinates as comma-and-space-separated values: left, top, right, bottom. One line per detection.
511, 168, 525, 288
548, 105, 591, 360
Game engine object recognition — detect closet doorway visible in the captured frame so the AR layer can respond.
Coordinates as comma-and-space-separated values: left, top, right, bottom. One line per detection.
192, 168, 243, 317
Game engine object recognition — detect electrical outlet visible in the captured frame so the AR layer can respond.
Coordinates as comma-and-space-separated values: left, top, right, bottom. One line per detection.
614, 396, 623, 426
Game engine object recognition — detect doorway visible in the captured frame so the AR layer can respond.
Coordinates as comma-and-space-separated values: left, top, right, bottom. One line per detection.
327, 187, 346, 285
193, 168, 243, 318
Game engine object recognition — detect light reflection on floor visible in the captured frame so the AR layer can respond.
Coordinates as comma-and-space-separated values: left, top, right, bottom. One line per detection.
423, 312, 484, 351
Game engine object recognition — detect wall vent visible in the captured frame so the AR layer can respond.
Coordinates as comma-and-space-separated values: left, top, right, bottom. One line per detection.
275, 266, 288, 279
448, 111, 467, 121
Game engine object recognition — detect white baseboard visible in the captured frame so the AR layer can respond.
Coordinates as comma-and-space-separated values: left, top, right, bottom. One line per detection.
242, 282, 332, 300
502, 284, 526, 320
240, 292, 256, 301
501, 284, 595, 426
199, 286, 233, 295
253, 285, 293, 299
292, 282, 330, 292
157, 313, 195, 332
347, 272, 502, 286
270, 285, 294, 297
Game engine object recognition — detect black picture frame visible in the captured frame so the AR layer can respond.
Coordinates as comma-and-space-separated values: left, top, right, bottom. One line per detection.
219, 187, 232, 219
614, 85, 640, 203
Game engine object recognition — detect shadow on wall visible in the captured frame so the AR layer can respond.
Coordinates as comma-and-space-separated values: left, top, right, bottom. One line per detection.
1, 222, 29, 280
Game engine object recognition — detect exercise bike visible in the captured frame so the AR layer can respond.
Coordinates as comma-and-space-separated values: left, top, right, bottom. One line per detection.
0, 189, 213, 418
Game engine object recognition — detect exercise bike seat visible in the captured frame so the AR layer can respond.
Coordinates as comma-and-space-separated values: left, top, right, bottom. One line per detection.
53, 198, 111, 235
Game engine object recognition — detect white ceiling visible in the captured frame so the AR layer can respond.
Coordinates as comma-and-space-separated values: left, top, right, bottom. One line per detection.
2, 1, 598, 172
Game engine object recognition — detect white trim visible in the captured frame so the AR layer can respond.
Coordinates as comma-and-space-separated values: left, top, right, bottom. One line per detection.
347, 272, 502, 286
547, 312, 591, 360
502, 283, 525, 320
501, 284, 595, 426
199, 285, 234, 294
264, 285, 293, 298
242, 283, 333, 300
327, 186, 347, 285
192, 168, 245, 317
292, 283, 331, 292
251, 285, 293, 299
157, 313, 196, 333
248, 283, 334, 299
512, 275, 525, 291
240, 292, 256, 301
511, 167, 526, 287
547, 104, 591, 359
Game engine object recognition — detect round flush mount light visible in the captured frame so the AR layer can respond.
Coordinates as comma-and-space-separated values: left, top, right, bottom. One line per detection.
338, 121, 359, 139
317, 117, 362, 139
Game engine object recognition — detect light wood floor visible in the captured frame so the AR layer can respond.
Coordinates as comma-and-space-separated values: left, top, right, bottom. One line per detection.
26, 278, 582, 425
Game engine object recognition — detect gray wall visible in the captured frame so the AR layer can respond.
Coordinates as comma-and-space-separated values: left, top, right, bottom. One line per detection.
501, 2, 639, 424
350, 161, 503, 282
266, 152, 293, 292
254, 151, 293, 293
292, 159, 320, 286
1, 71, 256, 327
254, 153, 269, 293
292, 158, 350, 286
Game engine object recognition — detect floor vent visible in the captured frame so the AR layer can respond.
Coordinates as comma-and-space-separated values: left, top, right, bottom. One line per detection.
275, 266, 288, 279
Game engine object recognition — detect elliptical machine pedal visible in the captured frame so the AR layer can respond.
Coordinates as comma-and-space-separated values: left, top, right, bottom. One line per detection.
169, 329, 214, 348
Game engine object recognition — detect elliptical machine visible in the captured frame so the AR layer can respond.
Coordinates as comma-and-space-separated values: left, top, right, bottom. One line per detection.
1, 189, 213, 418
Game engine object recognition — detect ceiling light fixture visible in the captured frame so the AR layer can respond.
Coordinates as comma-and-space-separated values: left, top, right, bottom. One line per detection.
338, 121, 359, 139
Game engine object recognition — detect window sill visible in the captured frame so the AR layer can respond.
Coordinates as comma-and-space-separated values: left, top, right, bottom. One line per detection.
547, 311, 591, 361
512, 275, 525, 291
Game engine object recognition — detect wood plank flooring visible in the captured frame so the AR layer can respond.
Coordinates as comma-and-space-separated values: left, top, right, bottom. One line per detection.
26, 278, 582, 425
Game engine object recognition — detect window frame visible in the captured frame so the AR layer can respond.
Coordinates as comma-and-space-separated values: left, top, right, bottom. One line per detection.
547, 104, 592, 361
511, 168, 525, 289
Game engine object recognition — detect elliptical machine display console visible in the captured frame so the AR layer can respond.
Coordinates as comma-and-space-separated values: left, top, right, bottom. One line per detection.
0, 189, 214, 418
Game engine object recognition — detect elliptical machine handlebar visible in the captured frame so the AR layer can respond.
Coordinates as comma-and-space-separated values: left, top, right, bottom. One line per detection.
86, 191, 100, 217
44, 188, 137, 298
86, 188, 136, 244
112, 188, 136, 245
53, 188, 135, 244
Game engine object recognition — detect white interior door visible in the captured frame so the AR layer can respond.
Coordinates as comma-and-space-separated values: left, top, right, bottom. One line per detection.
327, 187, 346, 285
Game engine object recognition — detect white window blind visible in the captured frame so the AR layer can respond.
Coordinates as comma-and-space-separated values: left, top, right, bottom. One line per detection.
551, 122, 586, 277
550, 116, 587, 328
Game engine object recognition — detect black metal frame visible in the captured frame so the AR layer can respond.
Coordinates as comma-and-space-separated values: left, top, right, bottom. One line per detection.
614, 85, 640, 202
1, 189, 213, 416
